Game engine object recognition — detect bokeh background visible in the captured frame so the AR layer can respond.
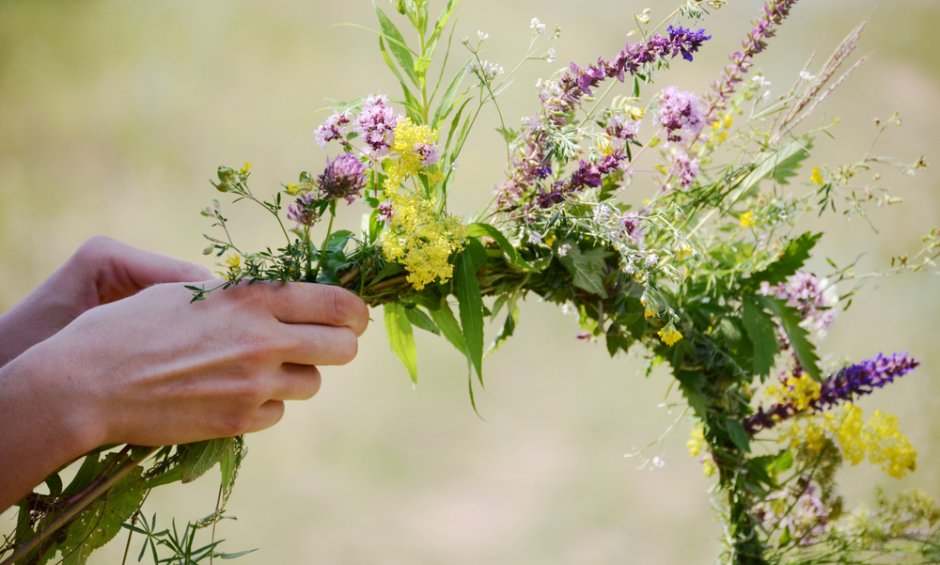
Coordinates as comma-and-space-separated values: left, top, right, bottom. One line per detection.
1, 1, 938, 563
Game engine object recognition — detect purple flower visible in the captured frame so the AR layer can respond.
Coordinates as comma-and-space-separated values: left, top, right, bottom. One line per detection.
759, 271, 837, 336
620, 211, 645, 247
657, 87, 705, 144
703, 0, 799, 126
377, 199, 394, 224
317, 153, 367, 203
667, 25, 712, 62
668, 150, 700, 191
605, 114, 641, 143
287, 193, 319, 227
314, 111, 351, 148
357, 95, 400, 156
416, 143, 438, 166
746, 352, 920, 434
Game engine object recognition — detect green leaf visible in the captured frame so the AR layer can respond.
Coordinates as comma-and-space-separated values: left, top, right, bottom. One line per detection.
741, 297, 780, 378
60, 456, 147, 564
759, 296, 821, 379
739, 137, 813, 194
405, 306, 440, 335
426, 0, 458, 58
750, 232, 822, 286
374, 5, 419, 87
455, 239, 486, 382
325, 229, 355, 252
557, 243, 611, 298
385, 303, 419, 383
429, 299, 467, 356
179, 439, 228, 483
488, 296, 519, 353
466, 223, 539, 272
219, 436, 243, 496
766, 449, 794, 477
378, 37, 419, 105
725, 419, 751, 453
432, 67, 468, 128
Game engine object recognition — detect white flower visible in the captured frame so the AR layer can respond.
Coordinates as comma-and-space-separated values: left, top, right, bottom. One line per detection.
527, 230, 544, 245
557, 243, 572, 257
651, 456, 666, 469
751, 75, 771, 88
799, 70, 816, 82
477, 30, 489, 41
530, 17, 546, 35
645, 253, 658, 268
469, 59, 504, 81
545, 47, 556, 64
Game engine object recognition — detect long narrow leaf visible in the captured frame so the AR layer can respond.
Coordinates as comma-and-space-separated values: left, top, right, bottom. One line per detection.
455, 240, 486, 382
374, 5, 419, 87
385, 303, 419, 383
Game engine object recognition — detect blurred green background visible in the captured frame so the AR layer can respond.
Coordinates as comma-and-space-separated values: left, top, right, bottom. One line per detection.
1, 1, 938, 563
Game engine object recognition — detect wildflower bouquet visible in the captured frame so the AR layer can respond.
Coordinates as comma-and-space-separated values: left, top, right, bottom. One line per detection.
5, 1, 939, 563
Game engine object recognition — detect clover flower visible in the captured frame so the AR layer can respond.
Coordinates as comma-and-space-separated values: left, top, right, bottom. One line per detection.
605, 113, 641, 143
314, 111, 352, 148
357, 94, 400, 156
657, 87, 705, 144
317, 153, 367, 204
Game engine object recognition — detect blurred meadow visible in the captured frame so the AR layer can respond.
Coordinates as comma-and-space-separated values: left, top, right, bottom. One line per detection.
1, 1, 938, 563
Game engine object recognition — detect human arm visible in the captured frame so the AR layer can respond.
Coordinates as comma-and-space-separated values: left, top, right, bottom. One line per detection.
0, 254, 369, 512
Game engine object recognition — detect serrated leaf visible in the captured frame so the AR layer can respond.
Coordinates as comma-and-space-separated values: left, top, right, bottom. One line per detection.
59, 457, 147, 564
759, 296, 821, 379
741, 297, 780, 378
725, 419, 751, 453
558, 243, 611, 298
739, 137, 813, 194
405, 306, 440, 335
455, 239, 486, 382
750, 232, 822, 286
385, 303, 419, 383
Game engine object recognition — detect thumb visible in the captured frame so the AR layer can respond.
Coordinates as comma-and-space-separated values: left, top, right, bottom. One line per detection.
91, 238, 212, 303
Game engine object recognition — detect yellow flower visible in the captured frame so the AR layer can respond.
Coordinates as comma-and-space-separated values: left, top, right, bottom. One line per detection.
625, 105, 645, 121
687, 424, 707, 458
644, 308, 657, 320
739, 211, 756, 228
864, 410, 917, 479
239, 162, 253, 176
836, 403, 867, 465
769, 373, 822, 412
675, 246, 693, 261
658, 325, 683, 347
379, 192, 465, 290
701, 459, 717, 478
224, 253, 241, 270
384, 118, 439, 191
810, 167, 824, 186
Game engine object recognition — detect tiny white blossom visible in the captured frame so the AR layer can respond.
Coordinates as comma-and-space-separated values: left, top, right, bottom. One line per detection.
527, 230, 544, 245
558, 243, 572, 257
561, 303, 574, 316
751, 75, 771, 88
530, 17, 546, 35
645, 253, 658, 268
545, 47, 556, 64
477, 30, 489, 41
799, 70, 817, 82
651, 456, 666, 469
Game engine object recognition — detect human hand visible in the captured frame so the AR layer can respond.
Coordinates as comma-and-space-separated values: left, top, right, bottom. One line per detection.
0, 236, 211, 367
23, 279, 369, 448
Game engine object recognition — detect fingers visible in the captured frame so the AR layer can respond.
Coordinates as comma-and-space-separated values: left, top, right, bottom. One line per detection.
259, 283, 369, 336
80, 236, 212, 303
279, 324, 359, 366
270, 364, 322, 401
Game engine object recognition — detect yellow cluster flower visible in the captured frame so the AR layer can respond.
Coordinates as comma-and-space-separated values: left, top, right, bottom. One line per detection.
768, 373, 822, 412
379, 192, 465, 290
865, 410, 917, 479
687, 424, 706, 457
780, 403, 917, 479
658, 325, 683, 347
224, 253, 242, 270
709, 113, 734, 143
384, 118, 439, 191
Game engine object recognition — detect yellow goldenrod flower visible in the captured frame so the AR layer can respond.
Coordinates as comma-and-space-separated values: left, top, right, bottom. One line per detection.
864, 410, 917, 479
836, 404, 867, 465
384, 118, 439, 191
769, 373, 821, 412
658, 325, 683, 347
739, 211, 756, 228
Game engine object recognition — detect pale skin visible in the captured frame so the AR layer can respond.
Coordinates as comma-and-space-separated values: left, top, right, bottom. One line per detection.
0, 236, 369, 512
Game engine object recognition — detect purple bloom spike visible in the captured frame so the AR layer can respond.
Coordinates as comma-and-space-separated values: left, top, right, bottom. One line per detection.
317, 153, 367, 204
746, 352, 921, 435
703, 0, 799, 126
